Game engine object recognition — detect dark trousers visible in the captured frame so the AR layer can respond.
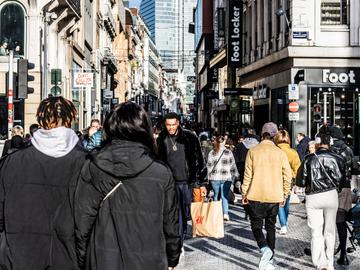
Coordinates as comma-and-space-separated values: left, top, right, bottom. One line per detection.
176, 182, 192, 246
336, 209, 348, 256
248, 201, 279, 252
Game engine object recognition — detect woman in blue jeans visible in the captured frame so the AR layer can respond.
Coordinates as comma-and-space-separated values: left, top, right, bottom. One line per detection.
274, 130, 301, 234
207, 136, 239, 221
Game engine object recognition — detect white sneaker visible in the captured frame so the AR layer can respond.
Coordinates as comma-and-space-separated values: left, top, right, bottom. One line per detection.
279, 226, 287, 235
179, 246, 185, 263
259, 247, 273, 270
266, 260, 276, 270
224, 214, 230, 221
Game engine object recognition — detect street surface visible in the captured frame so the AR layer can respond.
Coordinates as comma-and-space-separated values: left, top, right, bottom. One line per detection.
178, 199, 360, 270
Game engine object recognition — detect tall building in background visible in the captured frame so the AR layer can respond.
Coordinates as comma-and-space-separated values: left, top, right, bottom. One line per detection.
140, 0, 197, 115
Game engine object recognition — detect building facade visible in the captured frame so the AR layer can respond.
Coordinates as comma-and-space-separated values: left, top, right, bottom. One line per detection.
239, 0, 360, 156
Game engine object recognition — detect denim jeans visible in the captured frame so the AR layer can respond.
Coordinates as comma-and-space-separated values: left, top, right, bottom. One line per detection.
278, 195, 291, 227
210, 180, 232, 215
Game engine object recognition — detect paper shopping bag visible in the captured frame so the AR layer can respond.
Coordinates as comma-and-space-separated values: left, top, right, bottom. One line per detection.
191, 200, 224, 239
289, 189, 300, 204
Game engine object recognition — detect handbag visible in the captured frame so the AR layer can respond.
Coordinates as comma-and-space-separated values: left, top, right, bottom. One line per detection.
86, 181, 123, 270
314, 153, 340, 192
191, 199, 224, 239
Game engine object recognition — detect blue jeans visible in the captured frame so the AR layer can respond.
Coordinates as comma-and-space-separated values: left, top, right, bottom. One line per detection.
278, 195, 291, 227
210, 180, 232, 215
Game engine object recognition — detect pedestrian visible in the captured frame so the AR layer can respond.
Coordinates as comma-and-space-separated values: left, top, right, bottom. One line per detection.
0, 96, 86, 269
241, 122, 292, 270
157, 112, 207, 250
1, 125, 25, 157
321, 125, 354, 266
233, 130, 259, 219
82, 119, 103, 151
308, 140, 316, 154
75, 102, 181, 270
296, 133, 346, 270
207, 135, 239, 221
273, 130, 301, 235
296, 132, 311, 161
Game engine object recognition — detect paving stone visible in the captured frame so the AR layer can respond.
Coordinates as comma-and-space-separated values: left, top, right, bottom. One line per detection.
177, 202, 360, 270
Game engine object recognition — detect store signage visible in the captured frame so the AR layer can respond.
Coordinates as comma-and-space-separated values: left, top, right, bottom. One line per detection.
322, 69, 355, 84
187, 76, 196, 82
230, 99, 240, 113
206, 90, 219, 99
293, 31, 308, 39
210, 68, 218, 83
217, 8, 225, 37
288, 102, 299, 112
253, 86, 268, 100
289, 112, 300, 121
103, 90, 113, 99
288, 84, 299, 100
74, 72, 94, 87
224, 88, 241, 96
227, 0, 242, 68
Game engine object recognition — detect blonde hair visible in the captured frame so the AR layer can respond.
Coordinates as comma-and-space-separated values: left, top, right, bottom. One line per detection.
274, 130, 291, 145
11, 125, 24, 137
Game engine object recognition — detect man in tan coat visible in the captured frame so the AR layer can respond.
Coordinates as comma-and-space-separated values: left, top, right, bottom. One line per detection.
241, 122, 292, 270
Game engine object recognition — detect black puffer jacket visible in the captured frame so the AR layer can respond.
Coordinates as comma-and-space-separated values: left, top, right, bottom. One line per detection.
157, 128, 206, 186
0, 144, 86, 270
296, 148, 346, 195
75, 140, 180, 270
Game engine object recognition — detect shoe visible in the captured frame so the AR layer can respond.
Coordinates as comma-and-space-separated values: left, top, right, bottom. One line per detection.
259, 247, 273, 270
304, 247, 311, 256
224, 214, 230, 221
265, 260, 275, 270
279, 226, 287, 235
337, 255, 349, 266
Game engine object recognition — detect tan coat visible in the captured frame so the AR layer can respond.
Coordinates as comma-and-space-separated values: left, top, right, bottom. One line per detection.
241, 140, 292, 203
277, 143, 301, 179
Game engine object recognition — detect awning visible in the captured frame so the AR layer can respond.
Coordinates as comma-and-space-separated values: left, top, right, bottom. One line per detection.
210, 49, 226, 69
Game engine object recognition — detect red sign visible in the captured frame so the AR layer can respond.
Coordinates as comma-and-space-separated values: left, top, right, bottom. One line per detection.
289, 102, 299, 112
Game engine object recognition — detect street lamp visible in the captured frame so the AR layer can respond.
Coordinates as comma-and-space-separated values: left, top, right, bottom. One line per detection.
275, 6, 290, 28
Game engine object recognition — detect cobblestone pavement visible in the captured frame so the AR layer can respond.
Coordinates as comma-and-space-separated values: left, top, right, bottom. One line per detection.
177, 200, 360, 270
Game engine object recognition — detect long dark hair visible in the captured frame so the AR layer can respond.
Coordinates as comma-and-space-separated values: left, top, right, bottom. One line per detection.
103, 102, 156, 155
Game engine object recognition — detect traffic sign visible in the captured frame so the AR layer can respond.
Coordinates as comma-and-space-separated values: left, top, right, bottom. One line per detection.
289, 112, 300, 121
288, 101, 299, 112
288, 84, 299, 100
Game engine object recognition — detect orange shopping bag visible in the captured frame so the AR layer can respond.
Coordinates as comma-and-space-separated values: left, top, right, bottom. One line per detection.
190, 200, 224, 239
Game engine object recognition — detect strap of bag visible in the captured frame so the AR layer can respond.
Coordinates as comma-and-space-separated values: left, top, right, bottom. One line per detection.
209, 150, 225, 175
103, 181, 123, 201
314, 153, 338, 190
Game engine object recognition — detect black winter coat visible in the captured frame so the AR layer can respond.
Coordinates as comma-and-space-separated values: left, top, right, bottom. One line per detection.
0, 144, 86, 270
74, 140, 181, 270
296, 148, 346, 195
331, 139, 353, 188
157, 128, 206, 186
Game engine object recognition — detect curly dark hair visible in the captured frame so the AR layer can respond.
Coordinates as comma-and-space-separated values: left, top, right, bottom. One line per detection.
36, 96, 77, 129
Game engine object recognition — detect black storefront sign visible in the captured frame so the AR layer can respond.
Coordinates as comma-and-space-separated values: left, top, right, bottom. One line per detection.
206, 90, 219, 99
218, 8, 225, 37
227, 0, 242, 68
210, 68, 218, 83
224, 88, 252, 96
305, 68, 360, 85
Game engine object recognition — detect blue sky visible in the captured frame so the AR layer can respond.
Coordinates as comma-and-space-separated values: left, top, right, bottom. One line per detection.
129, 0, 141, 8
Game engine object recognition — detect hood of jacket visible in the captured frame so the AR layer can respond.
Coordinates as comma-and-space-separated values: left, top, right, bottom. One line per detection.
242, 137, 259, 149
31, 127, 79, 158
87, 140, 154, 179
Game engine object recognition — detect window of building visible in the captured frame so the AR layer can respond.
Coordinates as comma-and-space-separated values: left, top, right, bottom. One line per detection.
0, 2, 26, 56
321, 0, 348, 25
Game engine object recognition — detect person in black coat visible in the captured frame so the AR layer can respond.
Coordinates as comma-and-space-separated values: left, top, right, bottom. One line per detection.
75, 102, 181, 270
1, 125, 25, 157
0, 96, 87, 270
157, 112, 207, 246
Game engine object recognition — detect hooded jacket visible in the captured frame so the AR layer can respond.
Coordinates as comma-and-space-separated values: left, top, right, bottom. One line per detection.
0, 127, 86, 270
74, 140, 180, 270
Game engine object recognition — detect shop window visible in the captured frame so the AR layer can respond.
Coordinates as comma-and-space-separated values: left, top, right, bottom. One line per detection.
0, 2, 25, 56
321, 0, 348, 26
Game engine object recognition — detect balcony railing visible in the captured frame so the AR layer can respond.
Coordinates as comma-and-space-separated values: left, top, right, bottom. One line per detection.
66, 0, 81, 17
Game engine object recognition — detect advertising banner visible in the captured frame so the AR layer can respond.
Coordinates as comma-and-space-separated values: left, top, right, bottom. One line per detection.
227, 0, 242, 68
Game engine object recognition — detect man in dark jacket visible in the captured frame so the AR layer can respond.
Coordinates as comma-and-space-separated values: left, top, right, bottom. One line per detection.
0, 96, 86, 270
296, 132, 311, 160
157, 112, 206, 247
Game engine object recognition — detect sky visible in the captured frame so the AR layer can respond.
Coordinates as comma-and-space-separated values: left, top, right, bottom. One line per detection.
129, 0, 142, 8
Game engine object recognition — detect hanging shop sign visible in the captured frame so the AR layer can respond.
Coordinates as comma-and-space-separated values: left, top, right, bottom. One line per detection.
253, 86, 268, 100
74, 72, 94, 88
227, 0, 242, 68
